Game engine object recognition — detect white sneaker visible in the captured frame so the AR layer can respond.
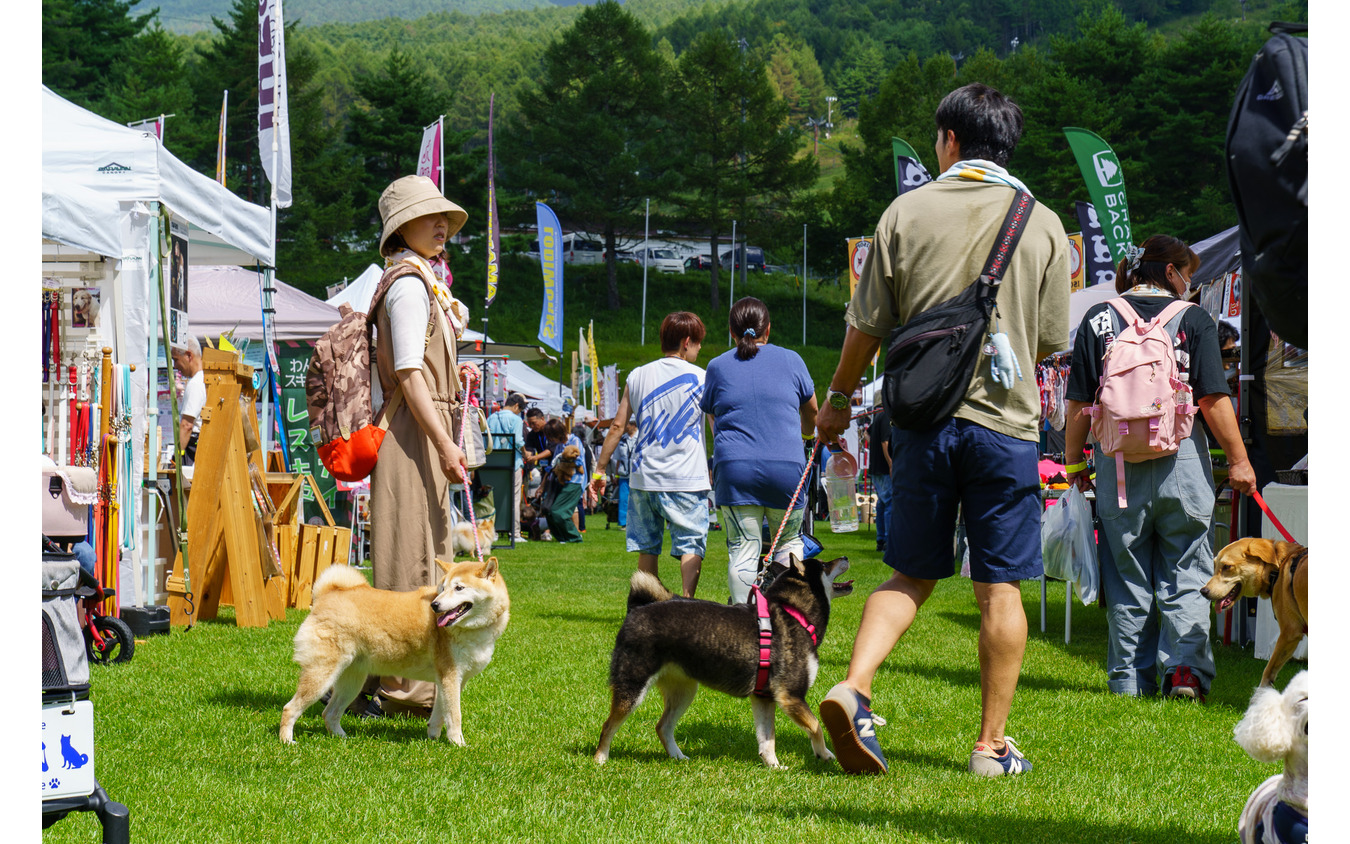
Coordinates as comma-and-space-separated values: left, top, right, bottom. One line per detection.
512, 535, 528, 544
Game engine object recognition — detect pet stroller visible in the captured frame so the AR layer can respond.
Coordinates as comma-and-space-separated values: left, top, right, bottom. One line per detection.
42, 547, 130, 842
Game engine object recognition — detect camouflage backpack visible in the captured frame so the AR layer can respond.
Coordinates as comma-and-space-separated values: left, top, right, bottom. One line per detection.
304, 266, 426, 482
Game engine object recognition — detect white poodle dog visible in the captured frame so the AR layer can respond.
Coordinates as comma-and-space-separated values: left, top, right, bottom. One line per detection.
1234, 670, 1308, 844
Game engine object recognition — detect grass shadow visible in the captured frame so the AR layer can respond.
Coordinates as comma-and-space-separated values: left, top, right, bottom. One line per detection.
532, 610, 619, 626
771, 803, 1232, 844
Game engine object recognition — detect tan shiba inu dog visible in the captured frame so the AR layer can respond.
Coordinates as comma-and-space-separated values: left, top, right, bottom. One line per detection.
279, 559, 509, 744
453, 517, 498, 556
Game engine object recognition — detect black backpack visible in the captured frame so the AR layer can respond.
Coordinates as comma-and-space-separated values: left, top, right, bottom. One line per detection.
1225, 22, 1308, 350
883, 190, 1034, 430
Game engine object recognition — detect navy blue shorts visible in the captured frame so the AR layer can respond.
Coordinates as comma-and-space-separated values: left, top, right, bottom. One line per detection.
885, 418, 1042, 583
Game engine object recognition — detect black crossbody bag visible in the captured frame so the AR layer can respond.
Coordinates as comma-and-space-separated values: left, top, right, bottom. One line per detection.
882, 189, 1035, 431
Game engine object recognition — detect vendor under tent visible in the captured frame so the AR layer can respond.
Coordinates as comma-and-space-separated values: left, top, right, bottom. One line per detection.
42, 85, 274, 612
190, 266, 338, 342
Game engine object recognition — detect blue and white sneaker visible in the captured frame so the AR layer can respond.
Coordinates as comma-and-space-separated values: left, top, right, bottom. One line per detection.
819, 683, 888, 774
968, 736, 1032, 777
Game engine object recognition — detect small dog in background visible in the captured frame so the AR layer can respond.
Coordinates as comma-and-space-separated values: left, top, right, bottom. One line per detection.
1203, 538, 1308, 686
551, 444, 583, 483
1234, 670, 1307, 844
452, 517, 497, 557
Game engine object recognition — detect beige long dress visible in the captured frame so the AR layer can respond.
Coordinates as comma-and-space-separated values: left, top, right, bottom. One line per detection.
368, 264, 461, 709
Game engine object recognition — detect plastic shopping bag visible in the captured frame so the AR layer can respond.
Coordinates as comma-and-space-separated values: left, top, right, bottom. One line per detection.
1040, 486, 1098, 605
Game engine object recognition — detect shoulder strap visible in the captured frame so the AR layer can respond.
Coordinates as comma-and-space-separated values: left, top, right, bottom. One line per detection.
982, 190, 1036, 283
1106, 297, 1140, 326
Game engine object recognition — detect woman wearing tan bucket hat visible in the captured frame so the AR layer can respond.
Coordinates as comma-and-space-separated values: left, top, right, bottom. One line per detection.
363, 174, 477, 715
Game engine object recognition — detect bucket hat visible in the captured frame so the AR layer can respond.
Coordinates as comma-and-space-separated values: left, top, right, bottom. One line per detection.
378, 175, 468, 256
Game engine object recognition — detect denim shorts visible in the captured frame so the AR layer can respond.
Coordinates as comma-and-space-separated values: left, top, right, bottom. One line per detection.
626, 488, 710, 558
886, 418, 1042, 583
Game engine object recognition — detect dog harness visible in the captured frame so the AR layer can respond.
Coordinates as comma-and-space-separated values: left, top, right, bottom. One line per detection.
750, 585, 817, 698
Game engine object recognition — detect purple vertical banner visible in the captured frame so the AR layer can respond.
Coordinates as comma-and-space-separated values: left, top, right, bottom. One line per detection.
485, 94, 500, 309
1075, 201, 1117, 289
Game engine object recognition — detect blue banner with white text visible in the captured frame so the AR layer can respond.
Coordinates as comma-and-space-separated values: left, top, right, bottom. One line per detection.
536, 202, 563, 353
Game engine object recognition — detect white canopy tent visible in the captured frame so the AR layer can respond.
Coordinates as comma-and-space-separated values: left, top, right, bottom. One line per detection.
42, 85, 276, 608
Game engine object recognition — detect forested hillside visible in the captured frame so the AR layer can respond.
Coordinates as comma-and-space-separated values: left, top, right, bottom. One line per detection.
46, 0, 1307, 303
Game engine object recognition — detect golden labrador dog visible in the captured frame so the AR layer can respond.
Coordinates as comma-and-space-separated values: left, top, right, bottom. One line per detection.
1202, 538, 1308, 687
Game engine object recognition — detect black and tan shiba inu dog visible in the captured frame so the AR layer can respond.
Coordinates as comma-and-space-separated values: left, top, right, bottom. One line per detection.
594, 555, 852, 768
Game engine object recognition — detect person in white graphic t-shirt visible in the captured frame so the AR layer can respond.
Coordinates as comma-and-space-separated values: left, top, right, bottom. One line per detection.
591, 312, 709, 597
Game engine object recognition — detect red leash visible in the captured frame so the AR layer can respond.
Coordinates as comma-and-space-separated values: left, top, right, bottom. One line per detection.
1251, 490, 1299, 544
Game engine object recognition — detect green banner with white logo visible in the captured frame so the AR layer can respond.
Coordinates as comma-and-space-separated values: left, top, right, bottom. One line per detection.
1063, 127, 1133, 264
891, 137, 931, 197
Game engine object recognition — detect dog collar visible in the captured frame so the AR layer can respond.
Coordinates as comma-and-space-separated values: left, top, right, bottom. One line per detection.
1265, 565, 1279, 598
750, 586, 818, 699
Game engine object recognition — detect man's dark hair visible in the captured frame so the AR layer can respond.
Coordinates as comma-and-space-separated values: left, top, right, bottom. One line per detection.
1217, 320, 1240, 349
504, 393, 526, 410
525, 407, 545, 420
935, 83, 1024, 167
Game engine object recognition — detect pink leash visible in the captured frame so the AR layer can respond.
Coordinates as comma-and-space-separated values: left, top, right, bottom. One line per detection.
457, 365, 486, 564
758, 439, 821, 580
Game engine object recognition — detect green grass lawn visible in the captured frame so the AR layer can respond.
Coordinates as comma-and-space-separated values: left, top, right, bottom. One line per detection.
44, 523, 1284, 843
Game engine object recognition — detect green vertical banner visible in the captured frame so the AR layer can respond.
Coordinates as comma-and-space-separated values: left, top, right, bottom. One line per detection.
1063, 127, 1133, 264
892, 137, 932, 197
278, 341, 336, 513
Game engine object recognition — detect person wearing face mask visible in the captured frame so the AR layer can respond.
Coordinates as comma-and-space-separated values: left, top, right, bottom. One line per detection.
365, 175, 477, 715
1063, 234, 1256, 703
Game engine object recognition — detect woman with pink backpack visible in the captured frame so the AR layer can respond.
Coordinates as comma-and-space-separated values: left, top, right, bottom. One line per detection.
1063, 235, 1256, 702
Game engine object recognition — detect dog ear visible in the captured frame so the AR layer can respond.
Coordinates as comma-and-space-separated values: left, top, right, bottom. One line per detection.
790, 554, 806, 576
480, 556, 499, 580
436, 558, 453, 575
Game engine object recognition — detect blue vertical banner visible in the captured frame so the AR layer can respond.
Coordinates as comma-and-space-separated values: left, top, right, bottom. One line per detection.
536, 202, 563, 353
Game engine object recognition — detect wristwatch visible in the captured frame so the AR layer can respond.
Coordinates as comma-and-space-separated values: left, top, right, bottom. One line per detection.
827, 389, 850, 410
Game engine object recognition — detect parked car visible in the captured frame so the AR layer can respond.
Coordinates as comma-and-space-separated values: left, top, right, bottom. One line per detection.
604, 249, 640, 265
566, 237, 604, 265
684, 254, 715, 271
719, 245, 766, 272
524, 233, 604, 265
636, 247, 684, 273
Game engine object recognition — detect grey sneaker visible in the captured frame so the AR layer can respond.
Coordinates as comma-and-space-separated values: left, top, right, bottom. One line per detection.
819, 684, 888, 774
968, 736, 1032, 777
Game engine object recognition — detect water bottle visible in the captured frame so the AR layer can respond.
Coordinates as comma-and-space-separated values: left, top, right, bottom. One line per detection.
823, 446, 859, 533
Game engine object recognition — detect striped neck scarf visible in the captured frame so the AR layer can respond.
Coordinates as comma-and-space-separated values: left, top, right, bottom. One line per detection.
934, 159, 1032, 196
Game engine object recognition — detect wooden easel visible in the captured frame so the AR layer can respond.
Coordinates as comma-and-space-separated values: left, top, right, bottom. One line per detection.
167, 348, 280, 627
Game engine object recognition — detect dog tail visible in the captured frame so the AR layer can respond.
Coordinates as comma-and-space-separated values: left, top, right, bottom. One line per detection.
312, 564, 368, 599
626, 570, 674, 613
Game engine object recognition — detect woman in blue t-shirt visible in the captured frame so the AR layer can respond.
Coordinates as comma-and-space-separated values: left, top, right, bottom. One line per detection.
699, 297, 818, 603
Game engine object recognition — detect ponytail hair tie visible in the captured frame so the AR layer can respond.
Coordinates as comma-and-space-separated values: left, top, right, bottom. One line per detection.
743, 328, 756, 338
1124, 244, 1144, 272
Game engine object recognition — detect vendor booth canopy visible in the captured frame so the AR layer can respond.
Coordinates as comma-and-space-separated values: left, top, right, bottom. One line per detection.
41, 85, 273, 267
190, 266, 339, 342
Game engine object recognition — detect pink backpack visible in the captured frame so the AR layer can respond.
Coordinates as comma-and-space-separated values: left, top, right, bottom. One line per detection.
1082, 298, 1198, 507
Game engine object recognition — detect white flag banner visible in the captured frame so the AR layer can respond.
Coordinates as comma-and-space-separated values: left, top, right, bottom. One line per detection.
258, 0, 292, 208
602, 364, 619, 420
